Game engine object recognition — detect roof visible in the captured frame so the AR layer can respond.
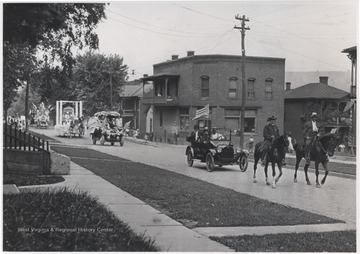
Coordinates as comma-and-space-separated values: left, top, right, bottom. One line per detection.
285, 83, 350, 100
120, 80, 152, 97
342, 46, 356, 54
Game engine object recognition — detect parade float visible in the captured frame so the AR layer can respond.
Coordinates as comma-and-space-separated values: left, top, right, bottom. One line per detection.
54, 100, 85, 137
30, 102, 52, 128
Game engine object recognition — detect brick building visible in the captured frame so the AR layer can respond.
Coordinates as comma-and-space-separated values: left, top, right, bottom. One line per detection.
140, 52, 285, 145
284, 77, 351, 144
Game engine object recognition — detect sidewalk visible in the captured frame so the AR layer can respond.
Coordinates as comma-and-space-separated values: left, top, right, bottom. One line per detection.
18, 162, 233, 252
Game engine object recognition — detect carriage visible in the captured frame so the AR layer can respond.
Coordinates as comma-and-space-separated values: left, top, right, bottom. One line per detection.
186, 127, 249, 172
88, 111, 125, 146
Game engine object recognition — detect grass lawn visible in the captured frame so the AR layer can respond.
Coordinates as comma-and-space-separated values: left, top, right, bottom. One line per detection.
51, 146, 344, 228
3, 189, 158, 251
212, 230, 356, 252
3, 172, 65, 186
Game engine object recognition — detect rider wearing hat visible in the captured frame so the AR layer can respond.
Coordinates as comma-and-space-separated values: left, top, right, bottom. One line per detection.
260, 115, 280, 166
303, 112, 323, 164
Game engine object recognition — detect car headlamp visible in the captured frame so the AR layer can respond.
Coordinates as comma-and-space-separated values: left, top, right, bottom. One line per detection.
217, 147, 222, 153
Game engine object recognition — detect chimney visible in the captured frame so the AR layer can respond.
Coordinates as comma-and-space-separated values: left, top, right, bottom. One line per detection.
171, 55, 179, 60
285, 82, 291, 90
319, 76, 328, 85
187, 51, 195, 57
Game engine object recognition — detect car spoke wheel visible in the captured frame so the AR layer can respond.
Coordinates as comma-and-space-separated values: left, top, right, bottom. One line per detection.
206, 153, 214, 172
239, 155, 248, 172
187, 150, 194, 167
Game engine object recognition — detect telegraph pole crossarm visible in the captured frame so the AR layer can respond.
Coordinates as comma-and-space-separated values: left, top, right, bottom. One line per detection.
234, 14, 250, 149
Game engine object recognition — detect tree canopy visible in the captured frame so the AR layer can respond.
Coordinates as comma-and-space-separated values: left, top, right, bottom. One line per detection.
71, 52, 128, 116
3, 3, 107, 116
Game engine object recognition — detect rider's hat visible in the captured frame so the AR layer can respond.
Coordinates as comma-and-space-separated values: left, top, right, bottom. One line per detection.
310, 112, 318, 118
267, 115, 277, 121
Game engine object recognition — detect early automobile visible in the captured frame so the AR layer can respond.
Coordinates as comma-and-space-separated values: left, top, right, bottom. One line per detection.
88, 111, 125, 146
186, 127, 249, 172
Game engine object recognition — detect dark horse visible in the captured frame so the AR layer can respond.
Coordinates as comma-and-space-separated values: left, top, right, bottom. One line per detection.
253, 135, 290, 188
293, 133, 341, 188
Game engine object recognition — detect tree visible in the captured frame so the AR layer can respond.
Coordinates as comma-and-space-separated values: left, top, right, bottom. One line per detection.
71, 52, 128, 116
3, 3, 107, 121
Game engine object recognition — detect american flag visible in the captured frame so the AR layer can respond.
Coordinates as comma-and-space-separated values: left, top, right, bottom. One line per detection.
192, 104, 210, 120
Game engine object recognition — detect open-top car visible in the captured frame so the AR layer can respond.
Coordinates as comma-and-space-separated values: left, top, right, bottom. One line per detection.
88, 111, 125, 146
186, 127, 249, 172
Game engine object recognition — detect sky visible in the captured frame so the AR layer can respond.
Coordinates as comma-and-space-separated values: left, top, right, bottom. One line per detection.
93, 0, 358, 82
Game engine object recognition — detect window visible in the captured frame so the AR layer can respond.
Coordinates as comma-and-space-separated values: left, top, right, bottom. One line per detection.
247, 78, 255, 99
122, 99, 134, 110
265, 78, 273, 99
224, 109, 256, 133
201, 76, 209, 98
179, 108, 190, 131
229, 77, 238, 98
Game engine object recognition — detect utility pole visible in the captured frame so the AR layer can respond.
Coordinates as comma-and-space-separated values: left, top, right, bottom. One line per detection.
234, 14, 250, 149
110, 72, 113, 110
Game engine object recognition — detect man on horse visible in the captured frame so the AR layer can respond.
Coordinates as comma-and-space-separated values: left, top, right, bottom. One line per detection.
260, 115, 280, 167
303, 112, 323, 164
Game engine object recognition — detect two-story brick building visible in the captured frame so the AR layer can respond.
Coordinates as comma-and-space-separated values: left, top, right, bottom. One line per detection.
140, 51, 285, 144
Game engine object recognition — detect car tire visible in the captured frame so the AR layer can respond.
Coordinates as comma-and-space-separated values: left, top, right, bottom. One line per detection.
239, 155, 248, 172
111, 142, 114, 146
92, 137, 97, 145
186, 150, 194, 167
206, 153, 214, 172
120, 139, 124, 147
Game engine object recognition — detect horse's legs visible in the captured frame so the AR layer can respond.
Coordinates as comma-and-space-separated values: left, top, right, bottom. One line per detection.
294, 153, 302, 183
321, 161, 329, 185
315, 161, 321, 188
271, 162, 277, 189
264, 162, 271, 185
275, 162, 283, 184
253, 151, 259, 183
304, 163, 311, 185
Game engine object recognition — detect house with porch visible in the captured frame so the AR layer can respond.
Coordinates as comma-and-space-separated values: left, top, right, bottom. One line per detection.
284, 76, 352, 146
140, 51, 286, 145
119, 79, 152, 130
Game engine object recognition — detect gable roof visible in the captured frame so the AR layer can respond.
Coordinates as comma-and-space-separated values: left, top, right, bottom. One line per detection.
120, 80, 152, 97
285, 83, 349, 100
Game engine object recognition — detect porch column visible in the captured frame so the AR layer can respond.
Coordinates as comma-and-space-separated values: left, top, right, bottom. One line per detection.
165, 78, 168, 98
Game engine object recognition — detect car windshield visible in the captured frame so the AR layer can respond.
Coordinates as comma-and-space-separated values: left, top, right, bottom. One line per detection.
209, 128, 231, 145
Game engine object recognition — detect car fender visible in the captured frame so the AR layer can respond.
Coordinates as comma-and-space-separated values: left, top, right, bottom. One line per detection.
186, 146, 194, 156
209, 149, 216, 155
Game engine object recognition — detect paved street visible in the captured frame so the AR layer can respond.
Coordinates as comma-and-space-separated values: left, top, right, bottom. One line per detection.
33, 127, 357, 228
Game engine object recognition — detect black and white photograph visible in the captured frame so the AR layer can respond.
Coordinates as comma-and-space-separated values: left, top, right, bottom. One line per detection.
2, 0, 358, 252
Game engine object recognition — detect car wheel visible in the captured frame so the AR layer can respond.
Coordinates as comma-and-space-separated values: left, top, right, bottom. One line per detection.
206, 153, 214, 172
111, 142, 114, 146
100, 136, 105, 145
239, 155, 248, 172
120, 139, 124, 147
92, 137, 97, 145
186, 150, 194, 167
